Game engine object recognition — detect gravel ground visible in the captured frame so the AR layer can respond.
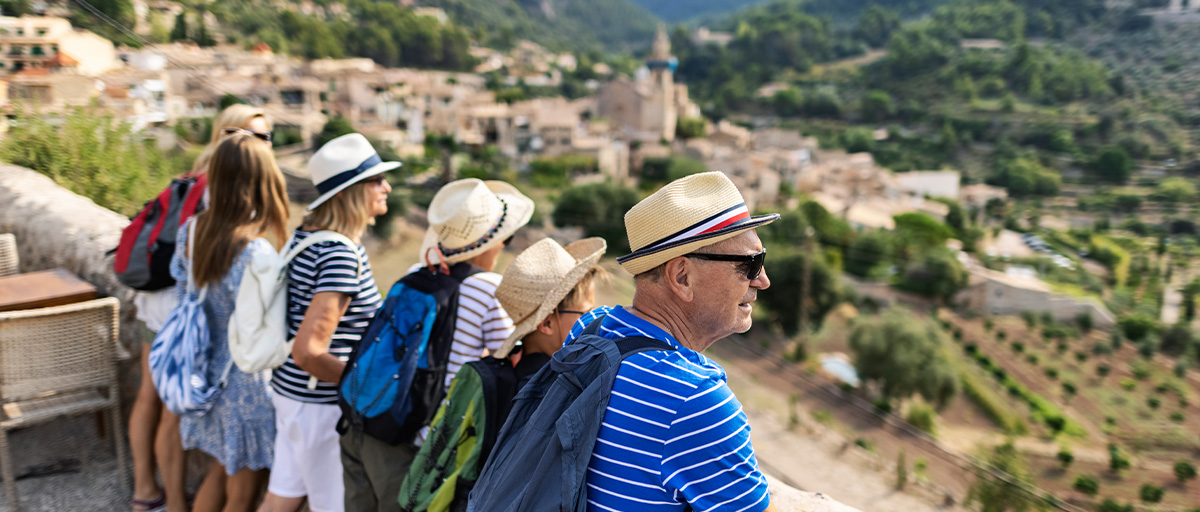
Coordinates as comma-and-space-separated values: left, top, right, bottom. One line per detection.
1, 415, 126, 511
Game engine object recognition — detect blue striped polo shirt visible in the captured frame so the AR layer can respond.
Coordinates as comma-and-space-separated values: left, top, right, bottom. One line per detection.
565, 306, 771, 512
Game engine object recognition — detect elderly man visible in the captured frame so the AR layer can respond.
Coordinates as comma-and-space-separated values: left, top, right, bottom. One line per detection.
468, 171, 779, 512
567, 171, 780, 512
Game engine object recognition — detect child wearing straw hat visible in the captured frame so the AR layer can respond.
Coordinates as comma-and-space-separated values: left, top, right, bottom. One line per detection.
396, 237, 606, 512
339, 178, 533, 511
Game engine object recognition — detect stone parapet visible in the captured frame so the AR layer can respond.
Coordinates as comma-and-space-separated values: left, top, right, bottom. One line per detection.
0, 165, 138, 360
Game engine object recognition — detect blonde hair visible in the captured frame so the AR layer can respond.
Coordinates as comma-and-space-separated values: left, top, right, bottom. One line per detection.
191, 104, 271, 175
303, 180, 375, 240
191, 133, 290, 287
559, 266, 606, 309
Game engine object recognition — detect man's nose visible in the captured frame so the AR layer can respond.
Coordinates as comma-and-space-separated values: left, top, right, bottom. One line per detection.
752, 266, 770, 290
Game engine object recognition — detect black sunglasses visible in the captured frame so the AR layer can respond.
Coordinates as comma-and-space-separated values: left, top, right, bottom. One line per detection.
363, 174, 388, 186
685, 250, 766, 280
223, 127, 272, 143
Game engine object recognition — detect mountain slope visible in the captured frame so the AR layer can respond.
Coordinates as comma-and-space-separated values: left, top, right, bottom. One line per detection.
418, 0, 660, 53
631, 0, 767, 23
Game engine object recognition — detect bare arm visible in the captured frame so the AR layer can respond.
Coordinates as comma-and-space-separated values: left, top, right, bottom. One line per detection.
763, 502, 778, 512
292, 291, 351, 383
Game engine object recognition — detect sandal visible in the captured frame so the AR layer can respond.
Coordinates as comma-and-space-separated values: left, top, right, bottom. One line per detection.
131, 493, 166, 512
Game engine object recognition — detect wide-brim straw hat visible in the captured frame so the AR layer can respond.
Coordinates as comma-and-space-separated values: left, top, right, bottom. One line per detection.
617, 171, 779, 275
307, 133, 401, 211
419, 179, 535, 265
492, 237, 606, 358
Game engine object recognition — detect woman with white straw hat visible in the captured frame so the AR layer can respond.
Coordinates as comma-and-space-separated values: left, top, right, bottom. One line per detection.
259, 133, 396, 512
339, 178, 533, 512
396, 237, 606, 512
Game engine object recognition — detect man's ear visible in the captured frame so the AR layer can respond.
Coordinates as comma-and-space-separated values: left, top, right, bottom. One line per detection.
663, 256, 695, 302
535, 314, 557, 335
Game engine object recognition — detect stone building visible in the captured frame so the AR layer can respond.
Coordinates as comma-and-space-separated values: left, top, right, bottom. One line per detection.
594, 24, 699, 143
0, 16, 116, 76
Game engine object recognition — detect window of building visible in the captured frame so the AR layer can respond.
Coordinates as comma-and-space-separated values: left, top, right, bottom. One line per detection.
561, 138, 570, 145
31, 46, 42, 56
15, 29, 22, 36
36, 28, 46, 36
8, 46, 21, 56
50, 45, 57, 53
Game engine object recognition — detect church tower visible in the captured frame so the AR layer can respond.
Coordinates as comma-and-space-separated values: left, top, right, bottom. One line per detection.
645, 23, 678, 142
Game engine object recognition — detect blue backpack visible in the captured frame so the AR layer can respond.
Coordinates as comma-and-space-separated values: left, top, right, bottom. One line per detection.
467, 317, 675, 512
337, 262, 481, 445
148, 220, 234, 417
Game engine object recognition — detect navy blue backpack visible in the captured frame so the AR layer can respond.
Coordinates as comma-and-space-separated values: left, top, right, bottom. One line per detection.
337, 262, 480, 445
467, 317, 676, 512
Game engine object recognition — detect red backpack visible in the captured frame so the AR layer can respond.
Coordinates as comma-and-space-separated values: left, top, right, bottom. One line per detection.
113, 174, 207, 291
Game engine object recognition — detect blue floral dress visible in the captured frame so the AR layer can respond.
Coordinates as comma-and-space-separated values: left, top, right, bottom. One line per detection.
171, 221, 275, 474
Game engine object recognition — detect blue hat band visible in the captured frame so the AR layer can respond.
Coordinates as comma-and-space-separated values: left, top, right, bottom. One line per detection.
315, 154, 382, 195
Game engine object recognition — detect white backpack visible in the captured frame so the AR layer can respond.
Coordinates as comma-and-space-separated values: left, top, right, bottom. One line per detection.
228, 231, 362, 374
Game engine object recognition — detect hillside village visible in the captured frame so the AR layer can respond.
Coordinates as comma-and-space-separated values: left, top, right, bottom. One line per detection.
3, 0, 1200, 511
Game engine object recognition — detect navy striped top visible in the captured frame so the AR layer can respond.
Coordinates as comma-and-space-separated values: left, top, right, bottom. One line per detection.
566, 306, 771, 512
270, 228, 383, 404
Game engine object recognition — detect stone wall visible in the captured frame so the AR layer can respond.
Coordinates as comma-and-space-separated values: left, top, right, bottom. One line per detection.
0, 165, 140, 394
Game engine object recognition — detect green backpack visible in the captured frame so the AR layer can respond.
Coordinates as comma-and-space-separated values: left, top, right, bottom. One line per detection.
398, 356, 517, 512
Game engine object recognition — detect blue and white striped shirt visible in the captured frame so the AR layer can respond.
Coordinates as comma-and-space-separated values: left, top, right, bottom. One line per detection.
566, 306, 771, 512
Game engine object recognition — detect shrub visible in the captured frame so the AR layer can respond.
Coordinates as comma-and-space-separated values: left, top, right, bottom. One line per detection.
1097, 363, 1111, 377
1022, 310, 1037, 327
1076, 311, 1094, 332
1072, 474, 1098, 495
873, 399, 893, 414
1139, 484, 1164, 503
1075, 351, 1088, 362
1045, 367, 1059, 379
1062, 382, 1077, 396
1045, 325, 1074, 340
1132, 362, 1151, 380
984, 319, 994, 331
1111, 331, 1123, 349
905, 402, 937, 434
1012, 342, 1025, 353
1176, 460, 1197, 483
1056, 342, 1068, 353
1109, 444, 1131, 472
854, 438, 875, 452
1147, 397, 1161, 409
953, 328, 963, 340
1057, 448, 1075, 468
1120, 378, 1136, 390
1026, 354, 1039, 365
992, 367, 1007, 381
1171, 411, 1185, 422
965, 343, 978, 355
1092, 343, 1112, 356
1098, 499, 1133, 512
997, 330, 1007, 341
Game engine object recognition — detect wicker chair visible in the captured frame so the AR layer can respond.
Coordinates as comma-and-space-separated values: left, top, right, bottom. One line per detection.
0, 234, 17, 277
0, 297, 129, 511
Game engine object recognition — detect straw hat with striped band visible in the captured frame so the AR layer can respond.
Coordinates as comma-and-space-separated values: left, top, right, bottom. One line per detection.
492, 237, 606, 359
419, 179, 535, 265
617, 172, 779, 275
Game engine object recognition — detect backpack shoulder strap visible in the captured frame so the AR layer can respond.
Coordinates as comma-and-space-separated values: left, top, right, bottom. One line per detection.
283, 231, 363, 281
613, 336, 677, 356
447, 261, 485, 283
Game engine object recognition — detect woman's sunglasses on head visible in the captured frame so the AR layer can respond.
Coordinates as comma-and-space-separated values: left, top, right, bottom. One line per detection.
684, 250, 766, 280
223, 127, 272, 143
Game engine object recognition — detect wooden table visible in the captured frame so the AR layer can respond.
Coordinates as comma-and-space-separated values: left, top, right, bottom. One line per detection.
0, 268, 97, 312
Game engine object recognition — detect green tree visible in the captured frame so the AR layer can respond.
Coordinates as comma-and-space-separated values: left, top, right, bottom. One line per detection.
676, 117, 706, 139
848, 308, 958, 407
861, 90, 895, 122
846, 230, 893, 278
170, 12, 189, 42
967, 441, 1039, 512
757, 248, 840, 336
898, 249, 968, 302
857, 5, 902, 48
894, 213, 955, 252
1118, 314, 1158, 342
1156, 177, 1196, 203
1057, 448, 1075, 469
1139, 484, 1163, 503
1072, 474, 1098, 496
315, 116, 356, 150
1094, 146, 1133, 184
666, 156, 707, 182
1097, 499, 1133, 512
219, 94, 245, 110
553, 183, 639, 252
1176, 460, 1197, 483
